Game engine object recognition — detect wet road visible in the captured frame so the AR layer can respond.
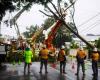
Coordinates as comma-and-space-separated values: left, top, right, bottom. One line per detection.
0, 61, 100, 80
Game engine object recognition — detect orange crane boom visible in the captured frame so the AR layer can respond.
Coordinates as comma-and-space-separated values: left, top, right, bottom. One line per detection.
44, 20, 62, 50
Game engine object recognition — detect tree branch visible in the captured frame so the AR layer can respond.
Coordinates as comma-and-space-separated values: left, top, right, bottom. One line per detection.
64, 0, 77, 12
61, 20, 94, 49
69, 0, 78, 34
39, 10, 53, 17
49, 1, 61, 17
45, 4, 59, 19
57, 0, 63, 18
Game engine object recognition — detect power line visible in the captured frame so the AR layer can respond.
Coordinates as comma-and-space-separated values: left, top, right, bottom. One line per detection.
81, 22, 100, 33
80, 20, 100, 32
77, 12, 100, 28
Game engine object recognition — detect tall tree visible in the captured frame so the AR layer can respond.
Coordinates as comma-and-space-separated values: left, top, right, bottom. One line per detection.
0, 0, 52, 38
39, 0, 94, 49
0, 0, 52, 21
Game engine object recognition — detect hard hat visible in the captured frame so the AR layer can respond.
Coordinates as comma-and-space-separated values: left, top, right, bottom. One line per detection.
25, 47, 30, 51
93, 47, 97, 51
42, 45, 46, 48
80, 47, 83, 50
61, 46, 65, 49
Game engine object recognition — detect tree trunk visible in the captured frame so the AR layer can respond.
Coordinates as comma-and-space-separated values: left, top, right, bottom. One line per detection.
61, 20, 94, 49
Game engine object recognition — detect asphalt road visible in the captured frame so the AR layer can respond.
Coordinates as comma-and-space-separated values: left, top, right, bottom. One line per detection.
0, 61, 99, 80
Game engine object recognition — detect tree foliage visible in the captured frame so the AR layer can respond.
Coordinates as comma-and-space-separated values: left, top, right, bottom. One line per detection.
95, 38, 100, 49
53, 24, 72, 48
43, 18, 55, 30
0, 0, 52, 21
0, 1, 15, 21
70, 40, 79, 49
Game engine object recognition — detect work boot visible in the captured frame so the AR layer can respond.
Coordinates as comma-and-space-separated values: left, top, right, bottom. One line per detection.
45, 71, 48, 74
28, 67, 30, 73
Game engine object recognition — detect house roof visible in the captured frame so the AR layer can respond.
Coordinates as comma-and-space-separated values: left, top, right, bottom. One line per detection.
73, 35, 100, 42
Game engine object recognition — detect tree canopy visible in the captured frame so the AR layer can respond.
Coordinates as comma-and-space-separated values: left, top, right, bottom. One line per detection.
0, 0, 51, 21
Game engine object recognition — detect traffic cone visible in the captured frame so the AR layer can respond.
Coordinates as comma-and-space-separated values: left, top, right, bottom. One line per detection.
51, 63, 56, 68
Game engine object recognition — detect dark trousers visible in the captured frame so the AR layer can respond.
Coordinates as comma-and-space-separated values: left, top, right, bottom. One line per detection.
24, 62, 30, 73
92, 60, 98, 77
77, 61, 85, 74
40, 59, 48, 72
60, 61, 66, 72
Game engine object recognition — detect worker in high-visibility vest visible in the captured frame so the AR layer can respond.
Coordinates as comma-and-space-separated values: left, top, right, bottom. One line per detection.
75, 47, 87, 76
39, 45, 49, 73
23, 47, 33, 73
57, 46, 67, 74
91, 47, 99, 78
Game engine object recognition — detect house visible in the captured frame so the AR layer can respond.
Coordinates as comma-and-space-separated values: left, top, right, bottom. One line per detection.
73, 34, 100, 47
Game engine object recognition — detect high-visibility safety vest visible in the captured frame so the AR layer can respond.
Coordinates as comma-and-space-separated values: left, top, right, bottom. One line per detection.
39, 48, 49, 59
24, 50, 33, 63
77, 50, 86, 59
58, 49, 66, 61
92, 52, 99, 61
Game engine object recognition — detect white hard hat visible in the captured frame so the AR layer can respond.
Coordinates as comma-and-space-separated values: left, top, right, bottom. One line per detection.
42, 45, 46, 48
80, 47, 83, 50
61, 46, 65, 49
93, 48, 97, 51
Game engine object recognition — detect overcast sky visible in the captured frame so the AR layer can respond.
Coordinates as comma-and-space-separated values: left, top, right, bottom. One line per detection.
74, 0, 100, 35
1, 0, 100, 38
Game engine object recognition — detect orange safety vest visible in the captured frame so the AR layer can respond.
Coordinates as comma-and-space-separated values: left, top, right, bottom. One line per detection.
77, 50, 86, 59
92, 52, 99, 61
40, 48, 49, 59
58, 49, 66, 61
